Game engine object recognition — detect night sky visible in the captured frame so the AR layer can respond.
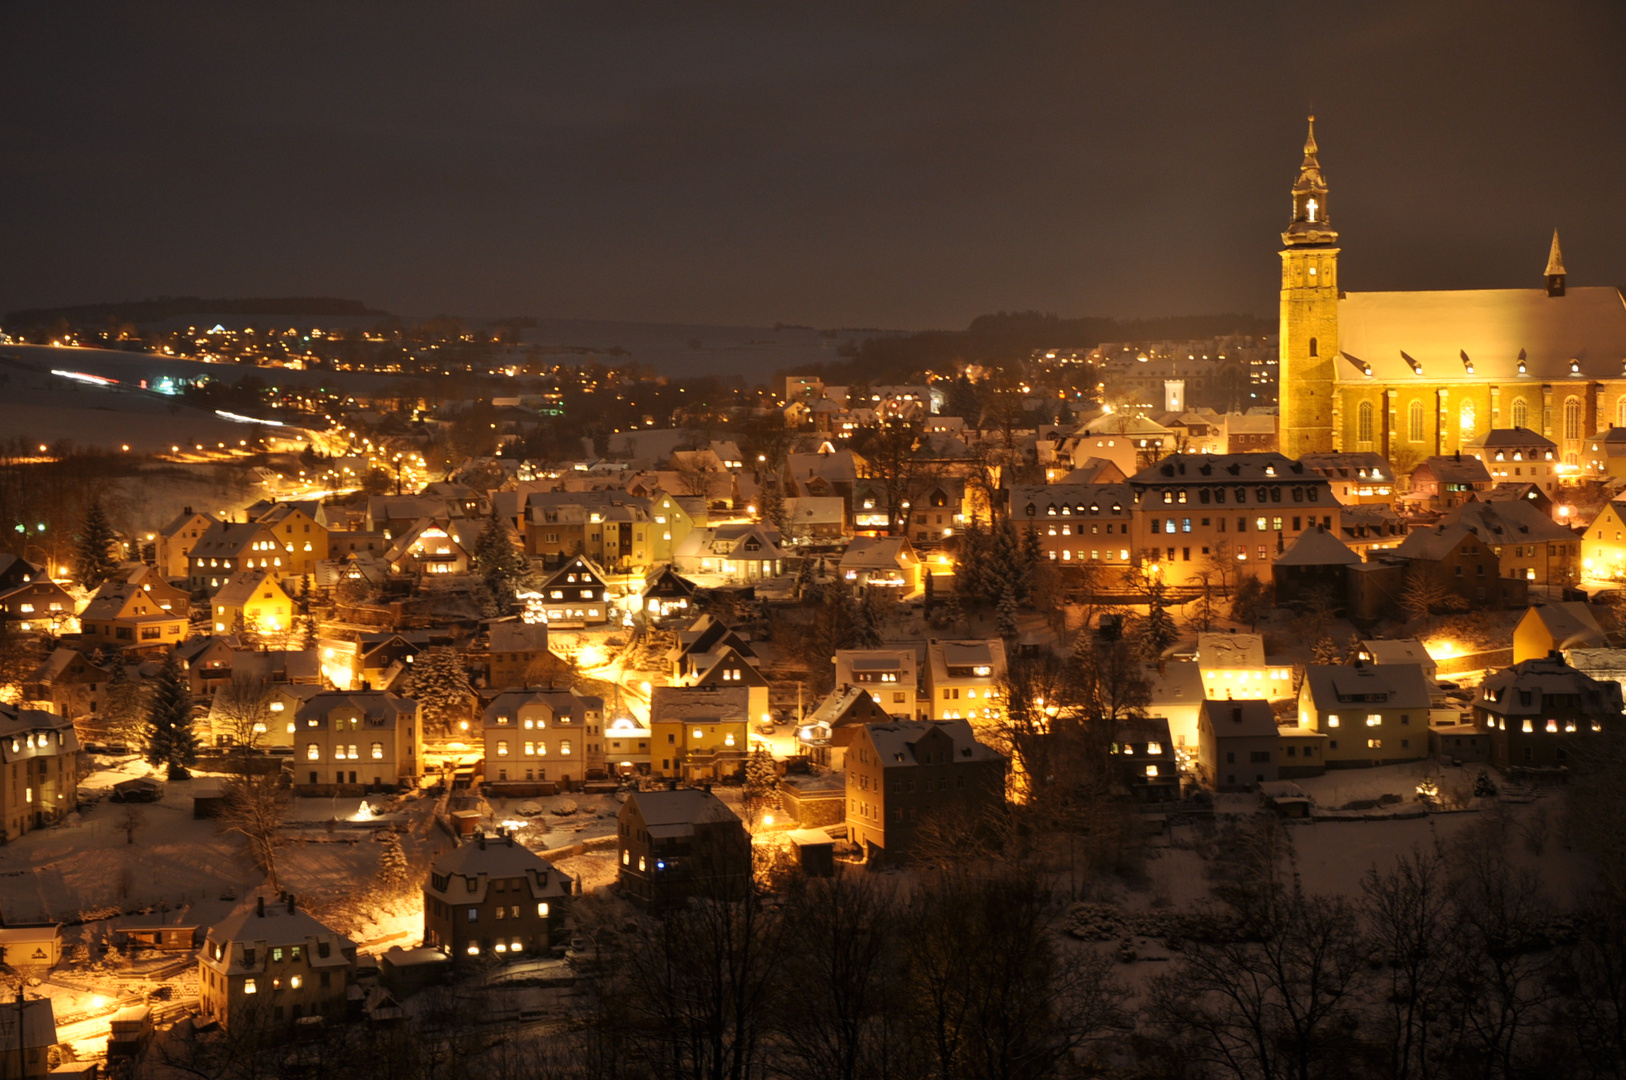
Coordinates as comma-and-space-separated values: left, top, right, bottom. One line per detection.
5, 2, 1624, 330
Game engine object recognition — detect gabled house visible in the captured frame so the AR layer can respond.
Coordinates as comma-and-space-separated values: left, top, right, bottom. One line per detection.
833, 649, 920, 719
1195, 632, 1294, 703
680, 646, 770, 721
1582, 499, 1626, 582
0, 703, 80, 841
617, 787, 751, 906
1297, 662, 1434, 767
482, 688, 605, 789
176, 635, 242, 698
1009, 482, 1138, 569
290, 690, 420, 794
844, 720, 1005, 863
795, 685, 895, 769
155, 508, 217, 580
423, 833, 572, 960
385, 518, 480, 576
1408, 455, 1493, 511
531, 555, 611, 626
0, 578, 75, 635
1512, 603, 1608, 664
486, 621, 551, 691
649, 493, 702, 564
256, 501, 329, 579
1111, 717, 1181, 802
187, 520, 285, 595
1198, 699, 1280, 791
79, 581, 187, 652
26, 648, 110, 721
1462, 428, 1562, 495
210, 570, 294, 637
672, 524, 785, 581
198, 895, 356, 1031
640, 564, 700, 622
839, 536, 920, 591
648, 686, 750, 780
1435, 498, 1580, 587
1390, 522, 1526, 609
1473, 653, 1622, 769
924, 639, 1007, 724
1272, 525, 1361, 609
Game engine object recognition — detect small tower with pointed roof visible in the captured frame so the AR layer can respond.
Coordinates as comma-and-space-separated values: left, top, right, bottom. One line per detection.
1545, 229, 1566, 297
1279, 115, 1343, 456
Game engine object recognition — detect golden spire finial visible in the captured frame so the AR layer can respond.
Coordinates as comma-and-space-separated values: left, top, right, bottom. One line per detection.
1546, 228, 1566, 277
1303, 114, 1318, 160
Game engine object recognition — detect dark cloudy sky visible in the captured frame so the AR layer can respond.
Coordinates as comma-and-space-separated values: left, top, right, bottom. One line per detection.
4, 1, 1623, 330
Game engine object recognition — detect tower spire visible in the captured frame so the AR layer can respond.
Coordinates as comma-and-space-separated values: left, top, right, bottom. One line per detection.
1284, 114, 1335, 246
1546, 228, 1566, 297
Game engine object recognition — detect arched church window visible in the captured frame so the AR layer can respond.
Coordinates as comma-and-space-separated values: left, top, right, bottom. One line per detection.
1309, 338, 1318, 358
1357, 401, 1373, 443
1408, 401, 1425, 443
1460, 400, 1475, 441
1564, 397, 1583, 441
1511, 398, 1528, 429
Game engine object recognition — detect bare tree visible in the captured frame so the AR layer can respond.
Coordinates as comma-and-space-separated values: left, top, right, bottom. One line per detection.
219, 773, 290, 890
117, 804, 146, 845
1361, 845, 1461, 1080
211, 674, 273, 771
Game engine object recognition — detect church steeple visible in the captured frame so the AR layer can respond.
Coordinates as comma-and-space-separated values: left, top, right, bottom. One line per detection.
1545, 228, 1566, 297
1283, 115, 1337, 247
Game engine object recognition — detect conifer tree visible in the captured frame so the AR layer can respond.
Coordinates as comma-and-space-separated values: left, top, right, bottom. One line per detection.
73, 499, 122, 589
470, 509, 530, 612
405, 646, 473, 736
102, 660, 148, 746
997, 581, 1020, 639
375, 829, 410, 896
143, 653, 198, 780
743, 746, 779, 826
1139, 579, 1177, 663
958, 517, 991, 604
1313, 636, 1343, 665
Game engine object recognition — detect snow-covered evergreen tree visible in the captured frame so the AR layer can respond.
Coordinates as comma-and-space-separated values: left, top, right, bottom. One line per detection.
997, 582, 1020, 639
470, 509, 530, 612
375, 829, 410, 896
1313, 636, 1343, 665
143, 653, 198, 780
1138, 580, 1176, 663
73, 499, 122, 589
405, 646, 473, 736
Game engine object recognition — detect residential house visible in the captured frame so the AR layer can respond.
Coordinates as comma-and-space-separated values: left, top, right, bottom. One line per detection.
1197, 699, 1280, 791
834, 649, 920, 719
155, 508, 217, 580
844, 720, 1005, 864
25, 649, 109, 721
1582, 499, 1626, 581
1195, 632, 1294, 703
384, 518, 479, 576
0, 577, 75, 635
782, 496, 846, 541
640, 564, 700, 622
1298, 452, 1397, 506
1462, 428, 1562, 496
1434, 498, 1580, 586
796, 685, 895, 769
210, 570, 294, 637
603, 716, 652, 775
529, 555, 610, 626
649, 493, 702, 563
520, 491, 656, 572
423, 833, 572, 960
648, 686, 750, 780
1389, 522, 1528, 609
1356, 639, 1440, 681
0, 703, 80, 842
672, 524, 785, 581
1272, 526, 1361, 609
1512, 603, 1608, 664
1337, 504, 1408, 559
176, 635, 242, 698
1297, 662, 1434, 767
485, 621, 551, 691
257, 501, 330, 580
617, 788, 751, 906
481, 688, 605, 789
1145, 660, 1205, 748
1586, 426, 1626, 479
1111, 717, 1181, 802
197, 895, 356, 1031
1473, 653, 1622, 769
923, 639, 1007, 724
289, 690, 420, 794
0, 996, 56, 1080
1128, 453, 1341, 586
78, 580, 187, 652
1407, 455, 1493, 512
670, 616, 770, 720
839, 537, 920, 591
187, 520, 285, 595
1009, 483, 1138, 570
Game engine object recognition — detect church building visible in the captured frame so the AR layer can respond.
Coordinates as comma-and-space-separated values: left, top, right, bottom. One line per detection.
1278, 117, 1626, 469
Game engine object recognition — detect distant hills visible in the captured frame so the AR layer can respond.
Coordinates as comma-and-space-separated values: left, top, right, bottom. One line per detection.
4, 296, 386, 326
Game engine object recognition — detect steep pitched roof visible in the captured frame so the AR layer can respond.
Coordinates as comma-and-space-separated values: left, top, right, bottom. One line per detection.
1275, 525, 1361, 567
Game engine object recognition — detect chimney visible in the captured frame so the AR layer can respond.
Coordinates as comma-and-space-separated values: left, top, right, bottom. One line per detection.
702, 782, 712, 794
477, 833, 487, 850
506, 833, 515, 848
287, 894, 296, 913
256, 896, 265, 917
666, 779, 678, 791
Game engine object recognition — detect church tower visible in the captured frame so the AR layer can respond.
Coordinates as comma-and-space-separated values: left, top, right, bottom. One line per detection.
1279, 115, 1340, 455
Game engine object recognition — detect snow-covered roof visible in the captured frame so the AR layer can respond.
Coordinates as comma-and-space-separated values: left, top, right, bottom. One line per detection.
624, 787, 740, 828
1196, 632, 1267, 668
1275, 525, 1361, 567
1303, 663, 1433, 711
1200, 698, 1278, 738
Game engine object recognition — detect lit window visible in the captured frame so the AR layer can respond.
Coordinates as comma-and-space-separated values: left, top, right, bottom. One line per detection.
307, 744, 320, 760
497, 741, 509, 756
1145, 765, 1159, 777
371, 742, 383, 759
538, 903, 549, 917
244, 979, 257, 994
1326, 715, 1339, 728
1147, 742, 1162, 755
1366, 714, 1381, 726
290, 975, 302, 989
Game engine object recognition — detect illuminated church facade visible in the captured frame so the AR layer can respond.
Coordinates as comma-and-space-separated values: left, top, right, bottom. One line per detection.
1278, 117, 1626, 469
